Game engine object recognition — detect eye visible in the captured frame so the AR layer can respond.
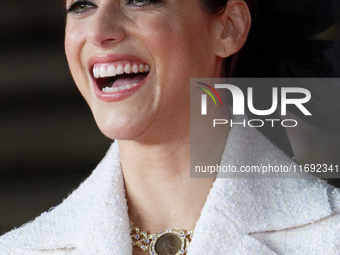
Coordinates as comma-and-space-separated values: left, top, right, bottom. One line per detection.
67, 0, 97, 15
127, 0, 163, 8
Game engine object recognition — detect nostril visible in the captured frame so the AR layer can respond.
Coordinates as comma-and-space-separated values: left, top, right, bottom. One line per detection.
101, 37, 124, 47
88, 30, 126, 48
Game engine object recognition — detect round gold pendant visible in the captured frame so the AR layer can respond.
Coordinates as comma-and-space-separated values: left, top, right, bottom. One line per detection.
130, 222, 193, 255
149, 229, 186, 255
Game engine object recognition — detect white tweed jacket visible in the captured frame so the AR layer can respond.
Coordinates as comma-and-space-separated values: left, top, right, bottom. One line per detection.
0, 124, 339, 255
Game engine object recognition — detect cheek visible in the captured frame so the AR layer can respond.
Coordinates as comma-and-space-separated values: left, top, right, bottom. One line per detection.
65, 23, 84, 66
65, 22, 89, 96
135, 15, 176, 60
135, 13, 215, 76
134, 16, 192, 81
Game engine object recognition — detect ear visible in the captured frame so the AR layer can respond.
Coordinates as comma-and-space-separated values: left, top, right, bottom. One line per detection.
213, 0, 251, 58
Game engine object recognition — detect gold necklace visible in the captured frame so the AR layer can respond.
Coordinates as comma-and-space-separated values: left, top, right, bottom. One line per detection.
130, 221, 194, 255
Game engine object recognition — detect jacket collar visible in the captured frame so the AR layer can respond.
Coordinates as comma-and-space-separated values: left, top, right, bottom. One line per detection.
11, 124, 333, 254
10, 142, 132, 254
187, 123, 333, 254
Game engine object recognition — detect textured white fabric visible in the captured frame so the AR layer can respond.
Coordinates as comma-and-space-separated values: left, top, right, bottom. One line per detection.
0, 124, 339, 255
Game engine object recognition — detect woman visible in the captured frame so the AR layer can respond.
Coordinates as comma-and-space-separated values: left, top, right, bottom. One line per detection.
0, 0, 339, 254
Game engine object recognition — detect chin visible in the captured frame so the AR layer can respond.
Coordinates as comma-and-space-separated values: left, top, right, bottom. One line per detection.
93, 111, 151, 141
96, 122, 139, 141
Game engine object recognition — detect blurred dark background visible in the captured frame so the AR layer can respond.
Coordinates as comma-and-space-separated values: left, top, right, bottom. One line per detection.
0, 1, 339, 235
0, 1, 111, 234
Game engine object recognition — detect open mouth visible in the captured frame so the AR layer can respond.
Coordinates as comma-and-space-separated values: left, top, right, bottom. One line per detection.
93, 63, 150, 93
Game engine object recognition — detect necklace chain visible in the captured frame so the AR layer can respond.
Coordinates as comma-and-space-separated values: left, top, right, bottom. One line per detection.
130, 221, 194, 255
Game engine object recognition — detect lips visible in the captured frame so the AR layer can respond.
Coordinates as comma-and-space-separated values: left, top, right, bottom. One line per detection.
88, 55, 151, 102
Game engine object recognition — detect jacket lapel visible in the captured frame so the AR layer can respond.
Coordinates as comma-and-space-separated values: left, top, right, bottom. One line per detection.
12, 142, 132, 254
72, 142, 131, 254
187, 123, 333, 254
187, 178, 280, 255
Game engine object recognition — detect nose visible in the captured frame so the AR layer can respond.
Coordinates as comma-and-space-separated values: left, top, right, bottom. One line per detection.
87, 5, 126, 48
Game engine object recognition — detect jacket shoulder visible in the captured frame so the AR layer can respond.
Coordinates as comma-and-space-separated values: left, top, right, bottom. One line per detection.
252, 186, 340, 255
0, 209, 76, 255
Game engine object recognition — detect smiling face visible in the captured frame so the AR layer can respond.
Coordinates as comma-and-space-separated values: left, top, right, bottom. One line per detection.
65, 0, 230, 142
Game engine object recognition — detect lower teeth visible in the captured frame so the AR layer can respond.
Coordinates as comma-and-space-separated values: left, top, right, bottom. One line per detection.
102, 84, 136, 93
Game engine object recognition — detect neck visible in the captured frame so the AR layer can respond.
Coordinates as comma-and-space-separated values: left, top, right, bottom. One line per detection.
119, 91, 229, 233
119, 132, 206, 233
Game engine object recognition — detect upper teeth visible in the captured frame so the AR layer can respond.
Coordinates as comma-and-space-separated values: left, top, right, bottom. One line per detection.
93, 63, 150, 79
